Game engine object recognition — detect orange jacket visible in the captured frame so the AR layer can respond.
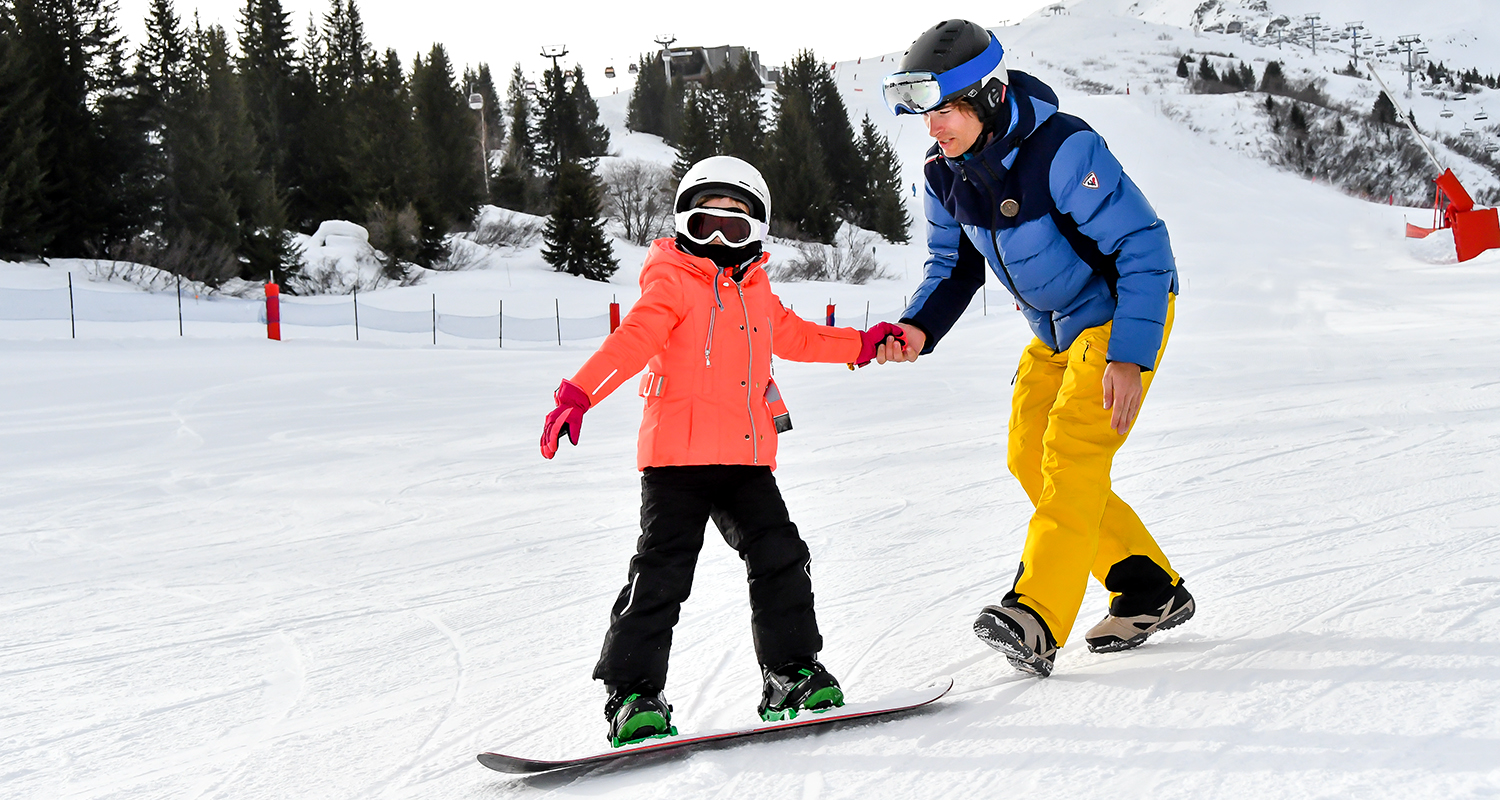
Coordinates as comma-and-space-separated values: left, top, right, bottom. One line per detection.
570, 239, 862, 470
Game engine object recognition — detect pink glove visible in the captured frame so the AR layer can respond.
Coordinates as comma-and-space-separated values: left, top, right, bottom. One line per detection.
540, 379, 591, 459
854, 322, 909, 367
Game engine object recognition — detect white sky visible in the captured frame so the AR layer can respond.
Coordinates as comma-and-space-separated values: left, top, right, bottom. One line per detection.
115, 0, 1056, 90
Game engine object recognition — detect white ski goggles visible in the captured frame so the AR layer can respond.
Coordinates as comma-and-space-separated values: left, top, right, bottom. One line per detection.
882, 72, 948, 115
675, 207, 768, 247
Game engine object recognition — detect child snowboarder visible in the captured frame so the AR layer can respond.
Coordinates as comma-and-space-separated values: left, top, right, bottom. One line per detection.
540, 155, 909, 746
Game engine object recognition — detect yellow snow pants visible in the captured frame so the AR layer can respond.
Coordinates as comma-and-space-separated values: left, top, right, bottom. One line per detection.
1006, 296, 1178, 646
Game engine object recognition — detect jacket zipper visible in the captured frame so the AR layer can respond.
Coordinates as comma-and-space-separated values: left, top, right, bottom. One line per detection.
734, 281, 759, 465
704, 307, 716, 366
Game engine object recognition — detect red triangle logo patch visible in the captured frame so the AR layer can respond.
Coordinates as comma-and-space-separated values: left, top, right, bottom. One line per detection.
1082, 172, 1100, 190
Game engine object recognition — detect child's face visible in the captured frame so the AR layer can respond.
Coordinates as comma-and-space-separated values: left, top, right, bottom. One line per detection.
697, 196, 752, 214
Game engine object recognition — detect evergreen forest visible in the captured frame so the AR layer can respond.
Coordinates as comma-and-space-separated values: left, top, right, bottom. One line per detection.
1, 0, 911, 290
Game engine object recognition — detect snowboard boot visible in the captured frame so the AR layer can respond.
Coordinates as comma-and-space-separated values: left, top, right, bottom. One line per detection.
604, 683, 677, 748
758, 658, 845, 721
1085, 579, 1195, 653
973, 602, 1058, 677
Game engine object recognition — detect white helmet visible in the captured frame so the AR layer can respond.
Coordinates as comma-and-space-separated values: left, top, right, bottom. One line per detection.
674, 156, 772, 244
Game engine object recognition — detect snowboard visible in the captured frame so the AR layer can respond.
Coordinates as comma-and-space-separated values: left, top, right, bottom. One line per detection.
476, 677, 953, 775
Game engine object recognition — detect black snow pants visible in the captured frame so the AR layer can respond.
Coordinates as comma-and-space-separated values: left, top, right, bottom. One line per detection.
593, 465, 822, 691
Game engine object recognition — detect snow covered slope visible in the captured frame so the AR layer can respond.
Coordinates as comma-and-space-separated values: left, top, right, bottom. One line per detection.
5, 7, 1500, 800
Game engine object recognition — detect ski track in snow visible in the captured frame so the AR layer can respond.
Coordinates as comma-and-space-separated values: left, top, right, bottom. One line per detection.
7, 4, 1500, 798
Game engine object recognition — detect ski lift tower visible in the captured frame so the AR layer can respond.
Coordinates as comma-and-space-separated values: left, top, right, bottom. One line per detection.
1345, 21, 1364, 64
653, 34, 676, 84
540, 44, 569, 72
1304, 14, 1321, 55
1397, 35, 1423, 94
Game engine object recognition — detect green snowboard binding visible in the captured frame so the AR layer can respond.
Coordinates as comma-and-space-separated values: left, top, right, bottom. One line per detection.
606, 686, 677, 748
757, 659, 845, 722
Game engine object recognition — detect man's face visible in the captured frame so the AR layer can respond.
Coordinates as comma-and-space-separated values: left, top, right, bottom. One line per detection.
924, 103, 984, 158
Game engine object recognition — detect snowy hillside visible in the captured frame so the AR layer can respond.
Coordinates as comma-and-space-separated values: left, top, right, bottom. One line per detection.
824, 0, 1500, 210
5, 4, 1500, 800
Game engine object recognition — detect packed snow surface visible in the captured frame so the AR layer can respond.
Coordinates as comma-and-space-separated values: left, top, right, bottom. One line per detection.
5, 4, 1500, 799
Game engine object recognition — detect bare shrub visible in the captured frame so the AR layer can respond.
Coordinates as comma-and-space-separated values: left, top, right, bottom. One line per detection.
600, 159, 674, 245
436, 237, 489, 271
108, 231, 241, 287
365, 202, 423, 277
770, 226, 893, 285
469, 207, 542, 249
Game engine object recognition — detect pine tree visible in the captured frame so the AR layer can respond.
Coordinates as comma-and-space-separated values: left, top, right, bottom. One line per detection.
503, 63, 533, 166
569, 64, 609, 158
1197, 56, 1219, 85
533, 62, 573, 176
1222, 63, 1243, 90
464, 63, 503, 152
495, 63, 535, 211
201, 25, 287, 279
1372, 91, 1399, 125
713, 53, 764, 162
410, 44, 483, 234
319, 0, 368, 94
855, 114, 910, 243
764, 90, 834, 242
237, 0, 296, 182
9, 0, 145, 254
781, 50, 863, 219
136, 0, 189, 108
1289, 103, 1307, 133
290, 0, 376, 226
627, 52, 669, 136
1176, 54, 1190, 79
534, 62, 608, 177
162, 23, 243, 276
542, 160, 618, 280
0, 2, 48, 256
1239, 62, 1255, 90
672, 86, 720, 178
1260, 60, 1288, 94
355, 48, 425, 267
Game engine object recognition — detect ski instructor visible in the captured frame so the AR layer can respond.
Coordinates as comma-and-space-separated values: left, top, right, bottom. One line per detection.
874, 20, 1195, 676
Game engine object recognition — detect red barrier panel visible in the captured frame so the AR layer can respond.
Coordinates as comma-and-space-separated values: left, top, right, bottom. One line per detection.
1405, 223, 1439, 239
609, 302, 620, 332
265, 283, 281, 340
1435, 169, 1475, 213
1454, 207, 1500, 262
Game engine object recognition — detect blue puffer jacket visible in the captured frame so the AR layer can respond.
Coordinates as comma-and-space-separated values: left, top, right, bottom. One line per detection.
901, 71, 1178, 370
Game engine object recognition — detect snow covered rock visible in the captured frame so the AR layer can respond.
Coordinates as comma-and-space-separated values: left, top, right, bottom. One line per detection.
293, 220, 385, 294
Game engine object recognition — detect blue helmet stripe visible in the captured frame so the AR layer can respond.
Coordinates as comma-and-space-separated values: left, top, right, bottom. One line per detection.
937, 34, 1004, 98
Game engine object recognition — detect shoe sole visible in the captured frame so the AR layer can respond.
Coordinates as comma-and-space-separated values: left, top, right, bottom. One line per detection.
1086, 602, 1195, 654
973, 614, 1053, 677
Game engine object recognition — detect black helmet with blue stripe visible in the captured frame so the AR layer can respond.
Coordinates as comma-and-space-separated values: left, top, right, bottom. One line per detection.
884, 20, 1009, 119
